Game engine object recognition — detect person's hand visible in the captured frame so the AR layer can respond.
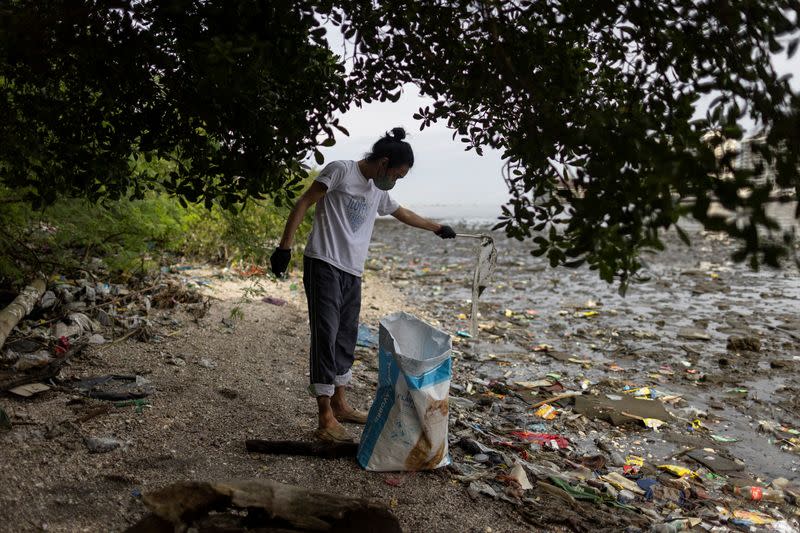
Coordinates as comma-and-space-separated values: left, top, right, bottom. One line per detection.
270, 247, 292, 277
435, 225, 456, 239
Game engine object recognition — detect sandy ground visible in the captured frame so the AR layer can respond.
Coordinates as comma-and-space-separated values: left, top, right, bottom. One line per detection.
0, 269, 527, 532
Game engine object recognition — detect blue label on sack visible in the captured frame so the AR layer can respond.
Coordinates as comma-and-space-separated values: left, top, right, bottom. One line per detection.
403, 358, 451, 391
357, 347, 400, 467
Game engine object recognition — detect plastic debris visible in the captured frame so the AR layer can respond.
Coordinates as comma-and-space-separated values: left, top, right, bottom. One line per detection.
534, 404, 558, 420
657, 465, 697, 478
8, 383, 51, 397
356, 324, 378, 348
509, 463, 532, 490
510, 431, 569, 449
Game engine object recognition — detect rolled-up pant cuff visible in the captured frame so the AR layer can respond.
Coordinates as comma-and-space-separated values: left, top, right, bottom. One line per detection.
310, 371, 352, 397
334, 369, 352, 387
309, 383, 335, 397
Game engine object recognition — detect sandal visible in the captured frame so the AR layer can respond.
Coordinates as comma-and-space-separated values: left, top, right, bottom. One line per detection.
313, 426, 354, 443
336, 409, 368, 425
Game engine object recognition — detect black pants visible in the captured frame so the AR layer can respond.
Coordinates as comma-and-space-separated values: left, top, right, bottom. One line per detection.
303, 256, 361, 397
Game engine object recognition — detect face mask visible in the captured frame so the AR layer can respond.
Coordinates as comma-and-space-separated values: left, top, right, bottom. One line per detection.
373, 165, 396, 191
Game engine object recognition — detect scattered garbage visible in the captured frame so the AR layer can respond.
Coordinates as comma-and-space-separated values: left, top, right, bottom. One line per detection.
356, 323, 378, 348
363, 221, 800, 531
13, 350, 53, 371
1, 268, 208, 406
8, 382, 51, 397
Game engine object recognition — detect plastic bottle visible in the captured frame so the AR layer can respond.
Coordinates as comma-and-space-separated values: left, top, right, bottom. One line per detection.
732, 485, 785, 503
651, 519, 691, 533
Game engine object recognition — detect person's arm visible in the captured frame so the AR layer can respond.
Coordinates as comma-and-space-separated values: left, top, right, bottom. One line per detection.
270, 181, 327, 277
391, 207, 456, 238
278, 181, 328, 248
390, 206, 442, 232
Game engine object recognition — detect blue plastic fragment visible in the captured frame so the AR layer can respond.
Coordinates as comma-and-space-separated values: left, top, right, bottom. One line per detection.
356, 323, 378, 348
636, 478, 658, 501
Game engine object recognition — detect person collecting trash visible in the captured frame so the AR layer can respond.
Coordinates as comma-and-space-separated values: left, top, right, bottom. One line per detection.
270, 127, 456, 443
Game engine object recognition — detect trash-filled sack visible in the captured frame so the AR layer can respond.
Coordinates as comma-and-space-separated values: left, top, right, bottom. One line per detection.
358, 312, 452, 471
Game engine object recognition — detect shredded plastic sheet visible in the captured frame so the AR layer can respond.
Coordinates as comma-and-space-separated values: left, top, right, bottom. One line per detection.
469, 235, 497, 337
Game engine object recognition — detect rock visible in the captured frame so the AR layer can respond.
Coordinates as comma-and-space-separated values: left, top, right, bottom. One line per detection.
198, 358, 217, 369
677, 327, 711, 341
85, 436, 123, 453
727, 335, 761, 352
609, 452, 626, 467
167, 356, 186, 367
217, 388, 238, 399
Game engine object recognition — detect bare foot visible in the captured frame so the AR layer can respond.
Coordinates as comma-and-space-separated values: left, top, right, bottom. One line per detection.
317, 395, 348, 430
330, 385, 354, 416
318, 410, 346, 431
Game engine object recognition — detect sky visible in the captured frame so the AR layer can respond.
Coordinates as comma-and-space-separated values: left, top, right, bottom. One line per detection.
316, 84, 510, 213
316, 26, 800, 216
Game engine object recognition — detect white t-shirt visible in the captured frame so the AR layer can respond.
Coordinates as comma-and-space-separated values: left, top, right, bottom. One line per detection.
304, 160, 400, 276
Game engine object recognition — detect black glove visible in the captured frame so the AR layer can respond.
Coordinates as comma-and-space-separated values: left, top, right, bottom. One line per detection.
435, 225, 456, 239
270, 247, 291, 277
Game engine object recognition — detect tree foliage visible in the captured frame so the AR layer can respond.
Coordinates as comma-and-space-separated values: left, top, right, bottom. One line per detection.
1, 0, 346, 208
2, 1, 799, 286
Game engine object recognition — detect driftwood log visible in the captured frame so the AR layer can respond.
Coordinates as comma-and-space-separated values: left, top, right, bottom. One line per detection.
246, 439, 358, 459
126, 479, 401, 533
0, 278, 45, 350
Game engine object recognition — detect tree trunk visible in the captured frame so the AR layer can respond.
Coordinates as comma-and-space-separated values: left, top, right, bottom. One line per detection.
127, 479, 401, 532
0, 278, 46, 350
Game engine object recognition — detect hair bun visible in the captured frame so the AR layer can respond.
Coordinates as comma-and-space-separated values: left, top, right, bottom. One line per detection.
389, 127, 406, 141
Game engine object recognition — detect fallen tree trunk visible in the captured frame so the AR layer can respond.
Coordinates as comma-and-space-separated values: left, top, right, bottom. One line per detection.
0, 278, 46, 350
127, 479, 401, 532
246, 439, 358, 459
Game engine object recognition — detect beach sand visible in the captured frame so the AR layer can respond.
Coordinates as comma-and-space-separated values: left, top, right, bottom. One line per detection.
0, 269, 526, 532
